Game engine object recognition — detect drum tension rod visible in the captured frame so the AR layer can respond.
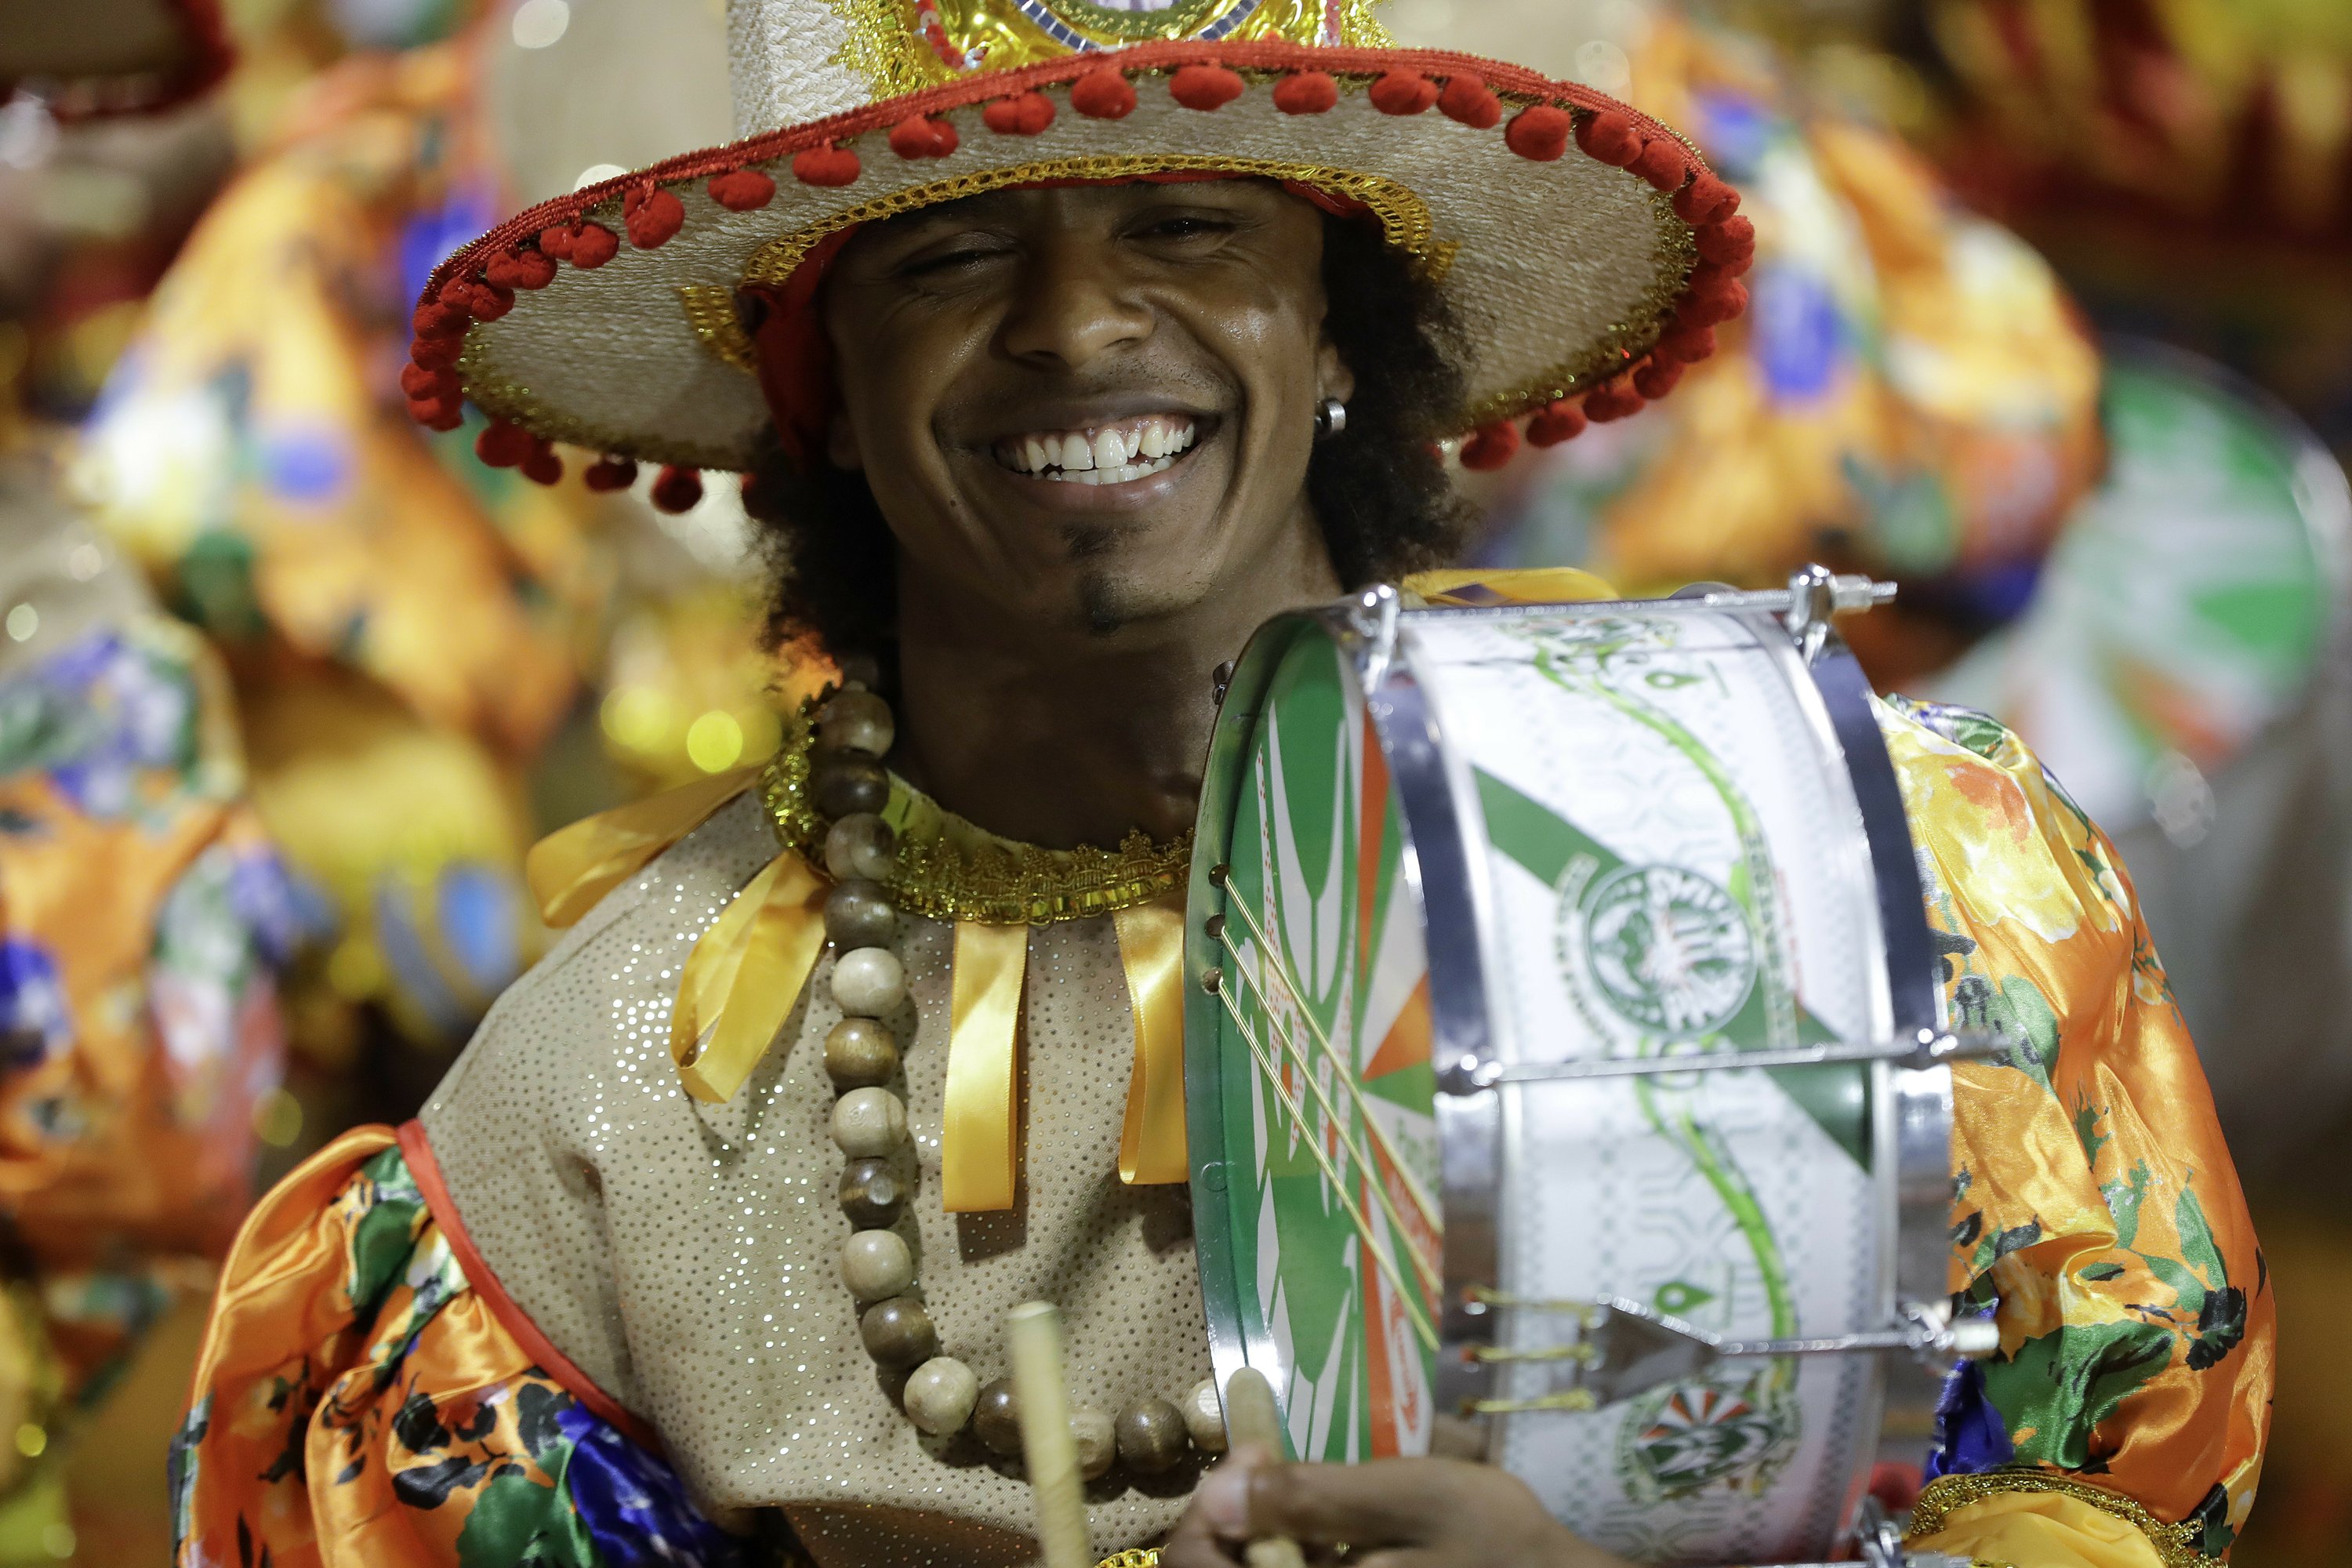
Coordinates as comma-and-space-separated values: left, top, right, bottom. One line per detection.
1461, 1297, 1999, 1411
1480, 1028, 2005, 1087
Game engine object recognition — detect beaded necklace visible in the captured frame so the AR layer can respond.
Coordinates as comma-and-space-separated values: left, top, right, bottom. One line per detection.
803, 678, 1227, 1479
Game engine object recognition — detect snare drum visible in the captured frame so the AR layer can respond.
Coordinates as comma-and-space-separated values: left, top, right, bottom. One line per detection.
1185, 572, 1986, 1566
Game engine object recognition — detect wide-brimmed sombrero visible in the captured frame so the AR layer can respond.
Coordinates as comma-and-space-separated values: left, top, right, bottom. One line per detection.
0, 0, 231, 118
402, 0, 1753, 490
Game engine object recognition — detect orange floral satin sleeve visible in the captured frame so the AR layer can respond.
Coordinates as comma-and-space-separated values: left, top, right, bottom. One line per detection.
1882, 695, 2273, 1564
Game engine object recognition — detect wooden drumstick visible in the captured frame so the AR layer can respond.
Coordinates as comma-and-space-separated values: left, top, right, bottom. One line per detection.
1007, 1302, 1092, 1568
1221, 1367, 1306, 1568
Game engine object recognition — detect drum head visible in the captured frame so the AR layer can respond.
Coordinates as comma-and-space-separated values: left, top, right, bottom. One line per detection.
1187, 616, 1446, 1465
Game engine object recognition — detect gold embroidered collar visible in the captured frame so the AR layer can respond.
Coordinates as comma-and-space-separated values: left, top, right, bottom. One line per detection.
760, 702, 1192, 927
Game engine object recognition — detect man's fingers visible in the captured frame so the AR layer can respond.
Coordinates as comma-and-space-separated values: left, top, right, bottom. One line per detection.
1246, 1457, 1501, 1547
1161, 1493, 1244, 1568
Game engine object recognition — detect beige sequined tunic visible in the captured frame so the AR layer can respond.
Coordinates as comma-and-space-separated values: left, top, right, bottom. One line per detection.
419, 791, 1214, 1567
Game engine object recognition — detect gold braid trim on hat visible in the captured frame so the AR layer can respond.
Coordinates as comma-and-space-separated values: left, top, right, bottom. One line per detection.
763, 697, 1192, 925
739, 152, 1449, 287
1906, 1472, 2225, 1568
828, 0, 1391, 99
1093, 1552, 1162, 1568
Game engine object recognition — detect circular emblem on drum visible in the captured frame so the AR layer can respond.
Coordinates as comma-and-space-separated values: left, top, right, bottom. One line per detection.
1570, 863, 1757, 1037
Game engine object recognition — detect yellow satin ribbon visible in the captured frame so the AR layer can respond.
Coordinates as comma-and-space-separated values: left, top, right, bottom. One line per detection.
526, 765, 762, 927
1113, 896, 1189, 1186
669, 851, 829, 1103
944, 921, 1028, 1212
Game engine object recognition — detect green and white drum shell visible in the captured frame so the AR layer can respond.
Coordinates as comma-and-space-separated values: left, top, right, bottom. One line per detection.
1187, 593, 1947, 1566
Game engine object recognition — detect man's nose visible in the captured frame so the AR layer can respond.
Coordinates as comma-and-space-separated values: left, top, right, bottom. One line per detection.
997, 239, 1153, 370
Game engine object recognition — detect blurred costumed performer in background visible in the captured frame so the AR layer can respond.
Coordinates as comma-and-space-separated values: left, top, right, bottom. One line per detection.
0, 2, 292, 1560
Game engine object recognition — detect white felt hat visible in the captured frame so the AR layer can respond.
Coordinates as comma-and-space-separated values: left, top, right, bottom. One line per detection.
403, 0, 1754, 485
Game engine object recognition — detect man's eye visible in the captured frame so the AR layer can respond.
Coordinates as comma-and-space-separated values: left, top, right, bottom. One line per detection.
900, 244, 1008, 278
1134, 216, 1232, 242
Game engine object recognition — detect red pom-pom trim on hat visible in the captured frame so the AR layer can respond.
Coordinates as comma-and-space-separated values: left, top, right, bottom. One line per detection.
1584, 379, 1646, 422
1628, 138, 1688, 191
651, 466, 704, 514
412, 300, 465, 338
1696, 215, 1755, 268
1170, 64, 1245, 111
1576, 110, 1642, 166
1504, 104, 1571, 162
1438, 74, 1502, 129
793, 145, 861, 187
400, 363, 455, 400
1527, 401, 1587, 446
583, 457, 638, 493
466, 281, 516, 321
521, 445, 564, 486
568, 223, 619, 268
1678, 278, 1748, 328
1273, 71, 1338, 114
1458, 419, 1522, 470
485, 249, 557, 291
1673, 172, 1737, 226
624, 186, 686, 249
1369, 71, 1439, 115
1655, 324, 1718, 363
539, 223, 576, 260
1632, 357, 1684, 399
982, 91, 1055, 135
475, 421, 534, 468
708, 168, 777, 210
409, 398, 464, 432
410, 335, 463, 371
1071, 67, 1136, 119
889, 114, 958, 158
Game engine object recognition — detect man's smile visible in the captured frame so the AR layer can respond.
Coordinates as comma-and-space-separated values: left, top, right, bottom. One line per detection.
989, 412, 1203, 487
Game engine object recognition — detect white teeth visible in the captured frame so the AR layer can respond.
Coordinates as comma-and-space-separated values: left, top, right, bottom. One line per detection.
995, 416, 1197, 479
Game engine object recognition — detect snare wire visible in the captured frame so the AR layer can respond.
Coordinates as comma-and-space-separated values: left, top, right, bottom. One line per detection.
1214, 894, 1443, 1232
1213, 979, 1439, 1352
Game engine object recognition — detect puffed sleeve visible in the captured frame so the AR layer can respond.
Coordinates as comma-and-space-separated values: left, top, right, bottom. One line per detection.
172, 1127, 764, 1568
1880, 696, 2273, 1566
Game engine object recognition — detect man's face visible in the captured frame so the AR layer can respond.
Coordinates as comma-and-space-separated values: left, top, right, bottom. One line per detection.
822, 179, 1351, 636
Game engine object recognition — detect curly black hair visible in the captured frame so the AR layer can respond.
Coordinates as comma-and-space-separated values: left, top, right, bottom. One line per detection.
743, 210, 1474, 669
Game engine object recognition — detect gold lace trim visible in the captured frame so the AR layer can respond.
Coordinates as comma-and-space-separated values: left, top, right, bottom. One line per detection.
826, 0, 1392, 100
678, 284, 757, 372
741, 151, 1447, 287
761, 698, 1192, 925
1094, 1552, 1161, 1568
1907, 1472, 2223, 1568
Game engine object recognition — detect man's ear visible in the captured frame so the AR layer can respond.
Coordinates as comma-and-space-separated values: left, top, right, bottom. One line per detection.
1316, 339, 1357, 410
827, 411, 865, 471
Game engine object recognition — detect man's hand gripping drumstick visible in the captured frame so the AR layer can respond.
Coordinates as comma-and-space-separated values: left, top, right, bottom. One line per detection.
1163, 1369, 1635, 1568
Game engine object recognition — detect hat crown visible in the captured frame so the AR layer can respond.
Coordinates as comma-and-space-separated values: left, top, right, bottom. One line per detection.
727, 0, 1388, 137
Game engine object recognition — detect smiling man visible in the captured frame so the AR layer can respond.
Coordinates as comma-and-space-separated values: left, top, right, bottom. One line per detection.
168, 5, 2269, 1568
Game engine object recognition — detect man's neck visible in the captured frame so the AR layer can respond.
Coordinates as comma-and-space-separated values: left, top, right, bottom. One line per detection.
889, 527, 1342, 851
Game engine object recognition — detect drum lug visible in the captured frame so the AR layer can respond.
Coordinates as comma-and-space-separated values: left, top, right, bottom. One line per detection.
1782, 563, 1893, 663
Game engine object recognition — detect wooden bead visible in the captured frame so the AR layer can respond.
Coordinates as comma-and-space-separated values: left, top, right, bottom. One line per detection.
903, 1356, 979, 1436
830, 1087, 906, 1157
831, 947, 906, 1017
839, 1229, 913, 1300
824, 878, 898, 949
838, 1156, 908, 1228
818, 689, 895, 758
825, 813, 896, 881
1181, 1378, 1228, 1454
825, 1018, 898, 1088
1069, 1407, 1116, 1479
858, 1295, 938, 1366
812, 753, 890, 817
1116, 1397, 1189, 1473
972, 1376, 1022, 1456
